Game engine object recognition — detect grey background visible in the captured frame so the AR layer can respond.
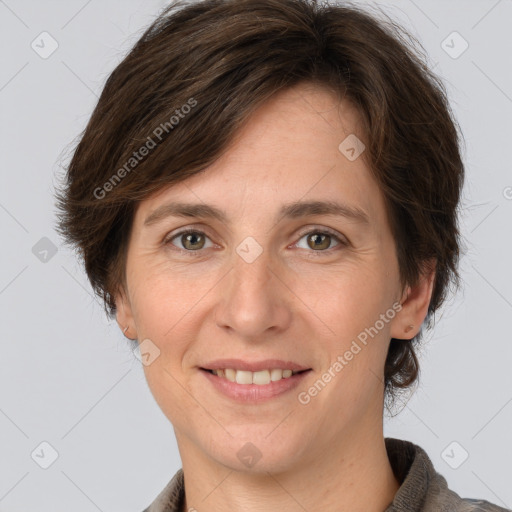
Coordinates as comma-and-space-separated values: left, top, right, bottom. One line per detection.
1, 0, 511, 510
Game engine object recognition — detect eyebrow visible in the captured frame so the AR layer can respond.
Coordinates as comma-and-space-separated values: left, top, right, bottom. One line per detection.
143, 199, 370, 227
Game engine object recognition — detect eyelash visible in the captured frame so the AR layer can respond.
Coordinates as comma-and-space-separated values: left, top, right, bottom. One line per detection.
163, 227, 348, 257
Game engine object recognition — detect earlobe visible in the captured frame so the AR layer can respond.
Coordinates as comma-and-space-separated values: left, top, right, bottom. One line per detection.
115, 287, 137, 339
390, 260, 436, 340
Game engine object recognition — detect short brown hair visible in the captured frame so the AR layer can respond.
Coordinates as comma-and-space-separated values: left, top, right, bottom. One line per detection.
55, 0, 465, 405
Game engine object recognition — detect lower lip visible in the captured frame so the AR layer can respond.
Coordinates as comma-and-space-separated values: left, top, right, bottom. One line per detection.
200, 368, 311, 403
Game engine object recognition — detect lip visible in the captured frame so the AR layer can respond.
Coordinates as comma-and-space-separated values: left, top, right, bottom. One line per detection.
201, 368, 312, 402
200, 358, 311, 372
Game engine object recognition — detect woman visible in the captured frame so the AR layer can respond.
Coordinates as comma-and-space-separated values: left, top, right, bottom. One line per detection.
55, 0, 510, 510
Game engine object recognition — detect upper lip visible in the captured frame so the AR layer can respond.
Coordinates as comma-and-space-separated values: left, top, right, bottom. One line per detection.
201, 359, 311, 372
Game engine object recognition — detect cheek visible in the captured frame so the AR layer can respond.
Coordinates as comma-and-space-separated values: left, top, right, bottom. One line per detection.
305, 262, 392, 335
311, 263, 395, 390
128, 257, 202, 333
128, 260, 218, 384
131, 268, 199, 421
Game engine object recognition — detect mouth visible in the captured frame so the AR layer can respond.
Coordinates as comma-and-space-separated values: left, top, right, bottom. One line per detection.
198, 358, 312, 402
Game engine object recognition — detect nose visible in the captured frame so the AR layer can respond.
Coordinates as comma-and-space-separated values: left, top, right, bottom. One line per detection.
213, 246, 292, 341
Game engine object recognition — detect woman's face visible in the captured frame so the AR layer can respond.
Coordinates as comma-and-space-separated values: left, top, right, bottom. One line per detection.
116, 83, 431, 473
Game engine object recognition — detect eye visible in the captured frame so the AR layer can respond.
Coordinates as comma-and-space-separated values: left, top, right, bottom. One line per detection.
294, 228, 346, 254
164, 227, 347, 256
164, 229, 214, 253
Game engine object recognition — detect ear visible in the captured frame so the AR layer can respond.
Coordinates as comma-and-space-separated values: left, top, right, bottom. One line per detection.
115, 285, 137, 339
390, 259, 436, 340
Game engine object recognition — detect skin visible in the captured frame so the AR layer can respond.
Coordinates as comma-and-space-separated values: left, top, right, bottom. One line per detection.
116, 82, 435, 512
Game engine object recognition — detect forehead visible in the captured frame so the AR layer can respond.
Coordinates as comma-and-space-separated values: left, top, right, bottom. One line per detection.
135, 83, 386, 228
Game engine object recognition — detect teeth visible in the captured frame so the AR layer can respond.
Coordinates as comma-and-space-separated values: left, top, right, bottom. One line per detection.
211, 368, 300, 385
225, 369, 236, 382
270, 368, 283, 381
253, 370, 271, 385
236, 370, 253, 385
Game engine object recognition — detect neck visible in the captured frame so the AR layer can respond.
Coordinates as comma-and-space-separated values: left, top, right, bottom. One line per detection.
176, 426, 400, 512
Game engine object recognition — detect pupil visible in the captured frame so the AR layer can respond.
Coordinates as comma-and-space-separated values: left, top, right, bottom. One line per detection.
185, 233, 202, 249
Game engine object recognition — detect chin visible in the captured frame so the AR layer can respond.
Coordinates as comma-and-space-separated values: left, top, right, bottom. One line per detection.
206, 431, 304, 475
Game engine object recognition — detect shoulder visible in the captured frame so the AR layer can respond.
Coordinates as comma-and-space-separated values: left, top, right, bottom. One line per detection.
384, 438, 510, 512
453, 499, 511, 511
